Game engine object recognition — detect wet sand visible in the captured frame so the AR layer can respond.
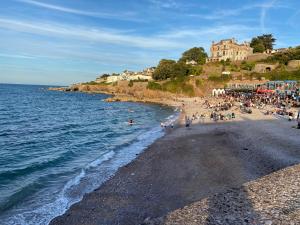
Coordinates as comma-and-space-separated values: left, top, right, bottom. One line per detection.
50, 108, 300, 225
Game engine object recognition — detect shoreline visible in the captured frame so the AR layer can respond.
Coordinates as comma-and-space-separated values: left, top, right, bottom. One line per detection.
49, 103, 300, 225
48, 85, 185, 108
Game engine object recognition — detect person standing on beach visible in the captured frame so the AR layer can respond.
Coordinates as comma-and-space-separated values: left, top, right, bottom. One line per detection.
297, 109, 300, 129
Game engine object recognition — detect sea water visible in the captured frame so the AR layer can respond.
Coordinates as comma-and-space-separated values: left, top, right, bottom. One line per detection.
0, 84, 176, 225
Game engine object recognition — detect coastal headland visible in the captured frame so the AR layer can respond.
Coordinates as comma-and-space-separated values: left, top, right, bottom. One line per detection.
49, 96, 300, 225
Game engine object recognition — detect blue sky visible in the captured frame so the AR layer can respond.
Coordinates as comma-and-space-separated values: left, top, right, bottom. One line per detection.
0, 0, 299, 85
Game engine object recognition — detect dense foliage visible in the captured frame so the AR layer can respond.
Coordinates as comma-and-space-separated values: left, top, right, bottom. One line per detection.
100, 73, 110, 78
162, 78, 195, 96
146, 81, 162, 90
262, 46, 300, 65
264, 69, 300, 81
152, 47, 207, 80
82, 81, 99, 85
179, 47, 207, 65
147, 77, 195, 96
250, 34, 276, 53
152, 59, 190, 80
189, 65, 203, 76
240, 61, 255, 71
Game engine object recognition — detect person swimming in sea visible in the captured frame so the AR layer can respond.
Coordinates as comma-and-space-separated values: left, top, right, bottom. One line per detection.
128, 119, 134, 125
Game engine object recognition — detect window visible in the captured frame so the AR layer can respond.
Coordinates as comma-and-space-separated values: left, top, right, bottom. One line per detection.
223, 51, 226, 56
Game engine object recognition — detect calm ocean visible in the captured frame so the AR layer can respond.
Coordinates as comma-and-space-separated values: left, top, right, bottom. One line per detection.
0, 84, 176, 225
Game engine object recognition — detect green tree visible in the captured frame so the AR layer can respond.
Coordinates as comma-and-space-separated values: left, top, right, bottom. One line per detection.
152, 59, 176, 80
100, 73, 110, 78
179, 47, 207, 65
170, 61, 190, 78
251, 39, 265, 53
188, 65, 203, 76
152, 60, 190, 80
250, 34, 276, 53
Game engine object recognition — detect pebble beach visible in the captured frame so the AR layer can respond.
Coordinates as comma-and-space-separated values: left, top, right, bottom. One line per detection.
49, 96, 300, 225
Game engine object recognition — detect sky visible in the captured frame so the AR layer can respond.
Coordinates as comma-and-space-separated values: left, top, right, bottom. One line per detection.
0, 0, 299, 85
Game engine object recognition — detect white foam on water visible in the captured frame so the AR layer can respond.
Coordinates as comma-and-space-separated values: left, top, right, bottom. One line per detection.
3, 112, 179, 225
86, 151, 115, 169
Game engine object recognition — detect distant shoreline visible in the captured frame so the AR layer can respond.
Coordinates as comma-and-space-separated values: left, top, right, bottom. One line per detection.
48, 84, 183, 108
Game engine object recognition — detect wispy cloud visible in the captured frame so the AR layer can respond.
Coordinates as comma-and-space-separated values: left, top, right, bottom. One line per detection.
260, 0, 278, 33
16, 0, 142, 22
0, 16, 260, 52
158, 25, 258, 40
0, 53, 36, 59
189, 1, 285, 21
0, 18, 180, 49
148, 0, 179, 9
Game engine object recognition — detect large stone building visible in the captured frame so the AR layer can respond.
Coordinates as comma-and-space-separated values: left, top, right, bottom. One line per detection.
207, 38, 253, 62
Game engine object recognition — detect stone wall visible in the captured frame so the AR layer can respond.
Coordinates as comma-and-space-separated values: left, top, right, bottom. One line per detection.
253, 63, 278, 73
247, 53, 269, 62
287, 60, 300, 69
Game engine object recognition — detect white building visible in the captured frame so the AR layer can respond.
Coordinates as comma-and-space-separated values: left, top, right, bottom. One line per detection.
102, 67, 155, 83
128, 74, 153, 81
106, 75, 123, 83
186, 60, 198, 66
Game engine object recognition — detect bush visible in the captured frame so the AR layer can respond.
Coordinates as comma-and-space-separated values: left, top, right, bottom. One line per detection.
251, 69, 300, 81
128, 80, 134, 87
208, 74, 232, 83
195, 79, 203, 87
230, 64, 240, 72
240, 61, 255, 71
147, 81, 162, 90
162, 78, 195, 96
188, 65, 203, 76
82, 81, 98, 85
261, 46, 300, 65
266, 69, 300, 81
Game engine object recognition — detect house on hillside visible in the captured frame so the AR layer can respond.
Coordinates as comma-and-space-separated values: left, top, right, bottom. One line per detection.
106, 75, 123, 83
103, 67, 154, 83
206, 38, 253, 62
186, 60, 197, 66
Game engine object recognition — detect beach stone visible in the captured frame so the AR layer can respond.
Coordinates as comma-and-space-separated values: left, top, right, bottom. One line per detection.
265, 220, 272, 225
162, 164, 300, 225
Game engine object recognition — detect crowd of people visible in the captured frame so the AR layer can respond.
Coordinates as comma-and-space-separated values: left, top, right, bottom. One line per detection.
180, 89, 300, 129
